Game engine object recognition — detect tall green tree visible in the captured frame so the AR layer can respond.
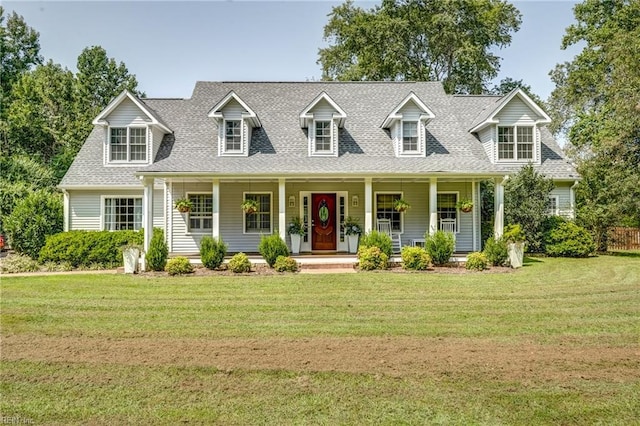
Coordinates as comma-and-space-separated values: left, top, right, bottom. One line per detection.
488, 77, 544, 107
548, 0, 640, 243
318, 0, 522, 94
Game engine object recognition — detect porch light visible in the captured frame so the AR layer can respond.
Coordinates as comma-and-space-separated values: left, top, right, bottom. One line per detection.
288, 195, 296, 208
352, 195, 359, 207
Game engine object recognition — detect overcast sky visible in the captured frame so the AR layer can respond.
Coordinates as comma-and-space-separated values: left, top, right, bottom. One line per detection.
5, 1, 583, 100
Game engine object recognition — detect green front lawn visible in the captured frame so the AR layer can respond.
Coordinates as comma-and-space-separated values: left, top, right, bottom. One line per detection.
1, 255, 639, 424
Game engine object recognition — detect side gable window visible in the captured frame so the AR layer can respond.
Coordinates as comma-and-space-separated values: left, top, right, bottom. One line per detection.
402, 121, 418, 152
314, 120, 332, 153
547, 195, 559, 216
225, 120, 242, 152
498, 125, 534, 161
109, 127, 147, 162
104, 197, 142, 230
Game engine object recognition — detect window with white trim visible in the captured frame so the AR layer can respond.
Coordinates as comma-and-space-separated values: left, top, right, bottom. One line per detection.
188, 194, 213, 232
104, 197, 142, 231
547, 195, 559, 216
498, 125, 534, 160
244, 193, 271, 233
109, 127, 147, 162
402, 121, 418, 152
314, 120, 332, 153
437, 193, 458, 233
375, 193, 402, 232
225, 120, 242, 152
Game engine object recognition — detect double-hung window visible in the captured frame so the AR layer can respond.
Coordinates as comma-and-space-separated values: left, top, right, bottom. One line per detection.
244, 193, 271, 233
402, 121, 418, 152
498, 126, 534, 161
225, 120, 242, 152
437, 193, 458, 233
314, 120, 332, 153
375, 193, 402, 232
110, 127, 147, 162
188, 194, 213, 232
547, 195, 559, 216
104, 197, 142, 231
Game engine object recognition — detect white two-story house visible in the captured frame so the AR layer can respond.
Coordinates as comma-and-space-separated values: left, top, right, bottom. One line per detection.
59, 81, 579, 255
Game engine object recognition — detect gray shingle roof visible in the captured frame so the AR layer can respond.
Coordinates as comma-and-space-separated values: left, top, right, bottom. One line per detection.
60, 81, 578, 188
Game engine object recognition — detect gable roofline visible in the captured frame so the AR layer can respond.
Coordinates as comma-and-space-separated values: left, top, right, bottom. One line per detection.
208, 90, 261, 127
381, 92, 436, 128
469, 88, 551, 133
92, 90, 172, 133
299, 91, 347, 128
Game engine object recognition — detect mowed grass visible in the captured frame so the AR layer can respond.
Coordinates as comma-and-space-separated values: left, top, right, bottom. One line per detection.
1, 255, 639, 424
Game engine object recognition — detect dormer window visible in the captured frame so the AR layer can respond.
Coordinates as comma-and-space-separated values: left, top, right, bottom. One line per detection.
402, 121, 419, 153
225, 120, 242, 152
110, 127, 147, 162
300, 92, 346, 158
314, 120, 332, 153
498, 125, 533, 161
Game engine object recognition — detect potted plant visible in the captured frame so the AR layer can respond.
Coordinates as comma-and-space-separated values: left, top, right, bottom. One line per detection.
343, 216, 362, 254
503, 224, 525, 268
120, 243, 143, 274
241, 198, 259, 214
393, 199, 411, 212
174, 198, 193, 213
456, 199, 474, 213
287, 216, 306, 255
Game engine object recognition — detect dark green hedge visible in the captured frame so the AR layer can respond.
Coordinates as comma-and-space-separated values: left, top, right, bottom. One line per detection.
39, 230, 144, 267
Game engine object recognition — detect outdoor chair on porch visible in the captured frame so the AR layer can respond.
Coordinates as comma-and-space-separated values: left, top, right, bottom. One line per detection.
439, 218, 457, 246
377, 218, 402, 254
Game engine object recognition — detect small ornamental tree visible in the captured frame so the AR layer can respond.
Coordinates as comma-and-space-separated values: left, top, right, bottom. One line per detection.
146, 228, 168, 271
504, 165, 554, 252
200, 236, 227, 270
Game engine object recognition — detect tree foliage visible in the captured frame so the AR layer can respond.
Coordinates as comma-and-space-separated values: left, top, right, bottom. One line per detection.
547, 0, 640, 240
504, 165, 554, 253
318, 0, 522, 94
488, 77, 544, 107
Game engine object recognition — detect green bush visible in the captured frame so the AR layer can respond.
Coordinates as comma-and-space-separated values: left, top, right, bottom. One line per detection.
274, 255, 299, 272
545, 222, 595, 258
424, 230, 455, 266
146, 228, 168, 271
466, 252, 489, 271
483, 237, 508, 266
165, 256, 194, 275
401, 246, 431, 270
39, 230, 143, 268
258, 234, 289, 267
228, 252, 251, 273
4, 189, 63, 259
358, 246, 388, 270
0, 253, 40, 273
200, 236, 227, 270
359, 231, 392, 259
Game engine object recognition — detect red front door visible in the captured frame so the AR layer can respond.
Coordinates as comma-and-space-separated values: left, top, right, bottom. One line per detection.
311, 193, 337, 251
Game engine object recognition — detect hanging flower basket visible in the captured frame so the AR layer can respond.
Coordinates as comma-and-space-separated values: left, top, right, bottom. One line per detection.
241, 199, 259, 215
456, 199, 473, 213
174, 198, 193, 213
394, 199, 411, 212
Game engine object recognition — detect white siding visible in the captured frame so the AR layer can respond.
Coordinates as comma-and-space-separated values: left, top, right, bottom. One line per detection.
153, 188, 164, 230
308, 99, 339, 157
479, 127, 494, 162
170, 182, 217, 253
105, 98, 152, 126
218, 99, 250, 156
151, 127, 165, 162
69, 189, 143, 231
496, 97, 537, 126
550, 183, 573, 215
396, 102, 426, 157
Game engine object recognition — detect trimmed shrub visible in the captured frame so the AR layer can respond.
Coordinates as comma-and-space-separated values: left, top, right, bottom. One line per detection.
4, 189, 63, 259
401, 246, 431, 270
39, 230, 143, 268
424, 230, 455, 266
545, 222, 595, 258
258, 234, 289, 268
359, 231, 392, 259
228, 252, 251, 273
146, 228, 169, 271
200, 236, 227, 270
165, 256, 194, 275
357, 246, 388, 270
0, 253, 40, 273
274, 255, 299, 272
483, 237, 508, 266
466, 252, 488, 271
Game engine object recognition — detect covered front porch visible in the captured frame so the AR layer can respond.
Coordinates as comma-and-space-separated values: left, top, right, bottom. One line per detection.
138, 175, 512, 255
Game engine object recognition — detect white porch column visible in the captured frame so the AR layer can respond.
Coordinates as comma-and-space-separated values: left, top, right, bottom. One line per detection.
364, 177, 373, 232
570, 180, 579, 219
278, 178, 286, 240
494, 176, 507, 239
63, 190, 70, 232
472, 180, 477, 251
212, 179, 220, 239
429, 178, 438, 235
142, 177, 155, 272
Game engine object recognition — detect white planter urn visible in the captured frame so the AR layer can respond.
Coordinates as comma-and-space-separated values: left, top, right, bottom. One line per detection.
123, 248, 140, 274
348, 234, 359, 254
507, 242, 525, 269
290, 234, 301, 255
